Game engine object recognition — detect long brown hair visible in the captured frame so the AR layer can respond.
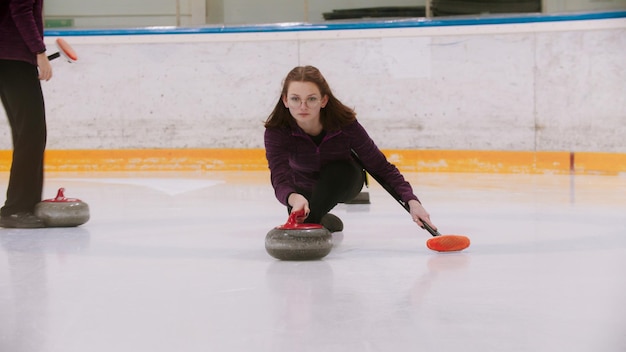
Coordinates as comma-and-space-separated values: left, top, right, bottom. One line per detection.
264, 66, 356, 131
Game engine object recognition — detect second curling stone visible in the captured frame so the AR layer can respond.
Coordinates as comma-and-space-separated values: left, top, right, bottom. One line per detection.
35, 188, 90, 227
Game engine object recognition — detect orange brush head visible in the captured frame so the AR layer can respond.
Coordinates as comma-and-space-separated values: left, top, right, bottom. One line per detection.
56, 38, 78, 61
426, 235, 470, 252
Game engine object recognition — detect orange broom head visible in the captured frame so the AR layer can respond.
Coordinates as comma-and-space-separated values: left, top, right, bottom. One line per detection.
426, 235, 470, 252
56, 38, 78, 61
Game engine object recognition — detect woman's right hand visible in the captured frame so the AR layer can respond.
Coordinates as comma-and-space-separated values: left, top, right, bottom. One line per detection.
288, 193, 310, 218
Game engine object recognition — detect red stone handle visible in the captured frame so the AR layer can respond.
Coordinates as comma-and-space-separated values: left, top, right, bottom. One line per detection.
277, 209, 324, 230
42, 188, 81, 203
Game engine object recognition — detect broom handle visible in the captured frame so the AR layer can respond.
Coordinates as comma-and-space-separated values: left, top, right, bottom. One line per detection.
351, 149, 440, 237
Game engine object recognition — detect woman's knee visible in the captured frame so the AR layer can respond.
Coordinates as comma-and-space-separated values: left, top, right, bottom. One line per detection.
321, 160, 362, 180
318, 160, 364, 197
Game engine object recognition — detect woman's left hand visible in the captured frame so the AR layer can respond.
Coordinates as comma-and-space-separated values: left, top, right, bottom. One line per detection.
407, 200, 436, 231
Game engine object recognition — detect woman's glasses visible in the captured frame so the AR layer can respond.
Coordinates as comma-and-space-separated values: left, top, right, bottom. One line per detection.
287, 96, 321, 108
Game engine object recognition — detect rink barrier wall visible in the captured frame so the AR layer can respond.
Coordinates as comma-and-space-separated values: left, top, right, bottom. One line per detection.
0, 149, 624, 175
1, 11, 624, 156
1, 12, 625, 176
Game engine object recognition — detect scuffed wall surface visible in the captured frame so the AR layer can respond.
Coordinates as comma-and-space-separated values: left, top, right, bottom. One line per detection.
32, 41, 296, 150
534, 29, 626, 151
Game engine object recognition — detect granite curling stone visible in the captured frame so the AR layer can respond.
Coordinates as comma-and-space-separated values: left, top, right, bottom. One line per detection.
35, 188, 90, 227
265, 209, 332, 261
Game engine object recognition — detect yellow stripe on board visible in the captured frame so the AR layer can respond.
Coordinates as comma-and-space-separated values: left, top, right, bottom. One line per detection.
574, 152, 626, 174
383, 150, 572, 174
0, 149, 624, 174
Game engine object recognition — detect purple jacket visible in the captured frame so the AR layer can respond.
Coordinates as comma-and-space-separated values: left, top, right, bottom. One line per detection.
265, 119, 419, 206
0, 0, 46, 66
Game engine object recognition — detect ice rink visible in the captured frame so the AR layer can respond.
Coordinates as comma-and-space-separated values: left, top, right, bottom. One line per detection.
1, 171, 625, 352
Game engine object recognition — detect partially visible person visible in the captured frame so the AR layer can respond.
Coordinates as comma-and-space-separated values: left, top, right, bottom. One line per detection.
264, 65, 435, 233
0, 0, 51, 228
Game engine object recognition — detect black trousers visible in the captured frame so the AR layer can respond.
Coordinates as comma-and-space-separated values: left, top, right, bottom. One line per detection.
0, 60, 47, 216
291, 160, 364, 224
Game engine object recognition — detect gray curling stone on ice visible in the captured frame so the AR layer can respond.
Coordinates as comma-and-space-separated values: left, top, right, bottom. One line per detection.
265, 209, 332, 261
35, 188, 90, 227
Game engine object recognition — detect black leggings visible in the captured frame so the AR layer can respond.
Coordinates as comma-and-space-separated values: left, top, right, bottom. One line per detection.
0, 60, 47, 216
290, 160, 364, 224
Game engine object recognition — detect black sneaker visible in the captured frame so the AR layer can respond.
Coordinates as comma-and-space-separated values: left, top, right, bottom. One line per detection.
0, 212, 45, 228
321, 213, 343, 233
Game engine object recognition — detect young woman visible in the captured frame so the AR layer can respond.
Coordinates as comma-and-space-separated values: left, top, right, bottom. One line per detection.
264, 65, 435, 233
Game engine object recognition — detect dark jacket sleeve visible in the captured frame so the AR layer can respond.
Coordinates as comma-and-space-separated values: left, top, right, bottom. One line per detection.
347, 121, 419, 204
10, 0, 46, 54
264, 127, 296, 206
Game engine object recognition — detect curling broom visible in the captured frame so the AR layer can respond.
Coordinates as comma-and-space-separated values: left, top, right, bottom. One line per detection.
351, 150, 470, 252
47, 38, 78, 62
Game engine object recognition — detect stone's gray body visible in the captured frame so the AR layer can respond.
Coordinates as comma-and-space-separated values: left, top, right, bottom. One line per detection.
35, 200, 90, 227
265, 227, 332, 261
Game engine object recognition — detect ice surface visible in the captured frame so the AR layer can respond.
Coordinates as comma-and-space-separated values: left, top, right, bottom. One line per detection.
1, 171, 624, 352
